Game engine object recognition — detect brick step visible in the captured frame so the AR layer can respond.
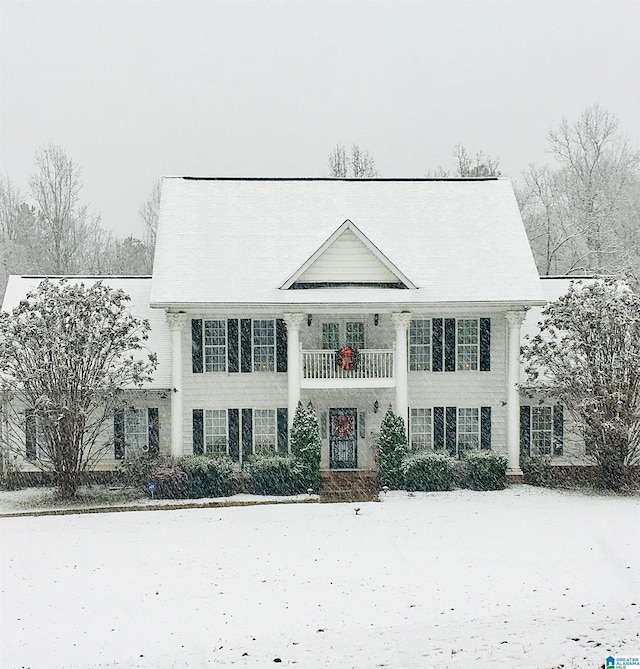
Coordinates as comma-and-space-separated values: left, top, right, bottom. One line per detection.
321, 471, 378, 498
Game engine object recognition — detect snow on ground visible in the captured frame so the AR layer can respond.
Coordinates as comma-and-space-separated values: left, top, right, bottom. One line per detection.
1, 486, 639, 669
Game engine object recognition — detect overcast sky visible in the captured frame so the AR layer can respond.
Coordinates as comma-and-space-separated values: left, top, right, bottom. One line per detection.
1, 0, 639, 239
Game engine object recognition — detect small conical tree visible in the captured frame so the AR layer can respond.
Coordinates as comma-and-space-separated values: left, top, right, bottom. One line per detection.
377, 406, 408, 489
290, 401, 322, 491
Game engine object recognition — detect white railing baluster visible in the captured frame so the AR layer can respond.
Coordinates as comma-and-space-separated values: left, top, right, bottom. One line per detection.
301, 349, 394, 380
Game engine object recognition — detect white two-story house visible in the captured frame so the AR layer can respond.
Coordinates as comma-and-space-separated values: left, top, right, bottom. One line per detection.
2, 177, 561, 482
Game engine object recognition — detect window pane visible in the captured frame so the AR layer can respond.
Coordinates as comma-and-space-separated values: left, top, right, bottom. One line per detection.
254, 409, 276, 453
409, 320, 431, 371
410, 408, 432, 449
204, 409, 228, 453
457, 407, 479, 452
457, 319, 479, 371
253, 320, 275, 371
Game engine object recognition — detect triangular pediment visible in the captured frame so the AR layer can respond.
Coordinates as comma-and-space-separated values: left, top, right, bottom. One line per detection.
281, 219, 415, 289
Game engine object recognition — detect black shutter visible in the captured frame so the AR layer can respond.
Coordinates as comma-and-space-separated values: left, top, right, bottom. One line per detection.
432, 318, 443, 372
277, 408, 288, 453
227, 319, 239, 373
444, 318, 456, 372
192, 409, 204, 455
25, 409, 37, 460
240, 319, 252, 373
148, 408, 159, 455
192, 319, 203, 374
241, 408, 253, 463
114, 409, 125, 459
445, 406, 457, 456
228, 409, 240, 462
520, 405, 531, 457
479, 318, 491, 372
276, 319, 288, 373
553, 404, 564, 456
480, 406, 492, 449
434, 407, 444, 449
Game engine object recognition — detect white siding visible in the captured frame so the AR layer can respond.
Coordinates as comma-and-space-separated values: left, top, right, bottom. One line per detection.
297, 229, 399, 283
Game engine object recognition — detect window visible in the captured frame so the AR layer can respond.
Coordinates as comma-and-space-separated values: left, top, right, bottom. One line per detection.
457, 408, 479, 452
457, 319, 479, 371
254, 409, 276, 453
531, 406, 552, 455
124, 409, 148, 458
346, 322, 365, 349
410, 408, 432, 449
25, 409, 45, 460
253, 320, 275, 371
204, 409, 228, 453
409, 320, 431, 370
204, 320, 226, 372
322, 323, 339, 350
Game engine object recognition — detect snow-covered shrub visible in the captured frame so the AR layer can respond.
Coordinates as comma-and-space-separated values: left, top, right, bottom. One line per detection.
246, 455, 304, 496
464, 451, 507, 490
117, 453, 160, 490
180, 454, 234, 498
377, 407, 408, 489
150, 459, 188, 499
290, 401, 322, 492
521, 455, 554, 487
401, 451, 453, 492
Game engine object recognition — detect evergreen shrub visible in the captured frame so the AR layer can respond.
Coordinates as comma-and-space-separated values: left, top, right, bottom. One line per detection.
246, 454, 304, 495
290, 401, 322, 492
465, 451, 508, 490
377, 407, 408, 489
401, 451, 453, 491
150, 459, 189, 499
521, 455, 554, 486
180, 454, 234, 498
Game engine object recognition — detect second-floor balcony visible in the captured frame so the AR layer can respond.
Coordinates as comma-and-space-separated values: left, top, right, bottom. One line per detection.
301, 348, 395, 388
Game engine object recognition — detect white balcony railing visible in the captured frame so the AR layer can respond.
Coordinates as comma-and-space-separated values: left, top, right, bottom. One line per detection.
302, 349, 394, 381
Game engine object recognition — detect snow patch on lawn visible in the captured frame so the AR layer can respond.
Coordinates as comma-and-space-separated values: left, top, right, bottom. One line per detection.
1, 486, 639, 668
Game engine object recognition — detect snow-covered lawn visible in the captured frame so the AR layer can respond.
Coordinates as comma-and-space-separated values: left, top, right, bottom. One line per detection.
1, 486, 639, 669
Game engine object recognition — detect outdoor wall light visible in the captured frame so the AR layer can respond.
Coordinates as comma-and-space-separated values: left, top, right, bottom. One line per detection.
373, 400, 379, 413
307, 314, 312, 326
374, 313, 379, 326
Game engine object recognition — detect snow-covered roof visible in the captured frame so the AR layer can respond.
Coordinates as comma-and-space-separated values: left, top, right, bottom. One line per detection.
1, 276, 171, 389
151, 177, 545, 308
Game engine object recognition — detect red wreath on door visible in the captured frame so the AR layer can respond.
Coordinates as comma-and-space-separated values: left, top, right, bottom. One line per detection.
334, 415, 355, 439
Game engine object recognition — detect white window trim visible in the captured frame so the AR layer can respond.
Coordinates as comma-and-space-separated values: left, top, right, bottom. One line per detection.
456, 319, 480, 372
204, 319, 227, 373
204, 409, 229, 454
253, 408, 277, 454
531, 406, 553, 456
124, 408, 149, 458
252, 320, 276, 372
409, 319, 432, 371
456, 407, 480, 454
409, 407, 433, 449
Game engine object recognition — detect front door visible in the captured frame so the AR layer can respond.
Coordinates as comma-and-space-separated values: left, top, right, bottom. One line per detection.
330, 408, 358, 469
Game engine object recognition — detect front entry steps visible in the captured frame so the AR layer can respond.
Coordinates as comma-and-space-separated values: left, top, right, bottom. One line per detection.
320, 470, 379, 502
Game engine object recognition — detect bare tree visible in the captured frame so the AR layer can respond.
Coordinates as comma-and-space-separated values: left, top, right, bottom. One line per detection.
328, 144, 379, 177
453, 145, 501, 177
28, 144, 99, 274
427, 145, 501, 178
139, 179, 161, 266
521, 105, 640, 275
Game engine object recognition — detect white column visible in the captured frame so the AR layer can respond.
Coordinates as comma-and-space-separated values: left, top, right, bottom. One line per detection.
283, 313, 305, 429
166, 311, 187, 458
391, 311, 412, 426
506, 309, 526, 476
